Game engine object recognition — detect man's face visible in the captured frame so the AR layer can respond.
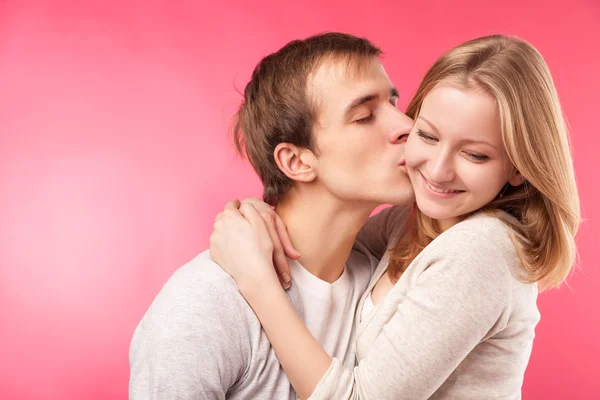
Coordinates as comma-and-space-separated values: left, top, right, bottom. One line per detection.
308, 57, 414, 207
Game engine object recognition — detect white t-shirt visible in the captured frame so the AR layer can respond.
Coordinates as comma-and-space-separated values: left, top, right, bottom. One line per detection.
130, 245, 377, 400
288, 243, 377, 370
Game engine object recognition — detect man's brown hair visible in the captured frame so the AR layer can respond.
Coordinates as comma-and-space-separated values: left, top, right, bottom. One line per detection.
233, 32, 381, 205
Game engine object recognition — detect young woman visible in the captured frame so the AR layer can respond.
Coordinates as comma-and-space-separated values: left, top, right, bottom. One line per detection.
209, 35, 580, 399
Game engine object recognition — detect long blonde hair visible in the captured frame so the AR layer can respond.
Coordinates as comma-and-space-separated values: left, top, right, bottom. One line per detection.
389, 35, 580, 290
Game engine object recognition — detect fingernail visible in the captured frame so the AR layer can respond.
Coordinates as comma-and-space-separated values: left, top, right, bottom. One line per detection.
282, 273, 291, 283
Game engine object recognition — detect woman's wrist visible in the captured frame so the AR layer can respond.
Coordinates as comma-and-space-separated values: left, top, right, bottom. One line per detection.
237, 262, 283, 298
240, 276, 285, 304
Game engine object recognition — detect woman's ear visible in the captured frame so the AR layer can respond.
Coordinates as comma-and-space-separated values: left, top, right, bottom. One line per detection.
508, 169, 525, 187
273, 143, 317, 183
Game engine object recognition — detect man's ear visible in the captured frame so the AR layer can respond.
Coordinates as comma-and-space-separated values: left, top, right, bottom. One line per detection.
508, 169, 525, 187
273, 143, 317, 183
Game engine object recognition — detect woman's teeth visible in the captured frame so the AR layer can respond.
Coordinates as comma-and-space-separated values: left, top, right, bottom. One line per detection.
427, 180, 461, 193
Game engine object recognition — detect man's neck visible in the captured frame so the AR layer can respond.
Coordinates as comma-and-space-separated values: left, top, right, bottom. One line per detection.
275, 188, 376, 283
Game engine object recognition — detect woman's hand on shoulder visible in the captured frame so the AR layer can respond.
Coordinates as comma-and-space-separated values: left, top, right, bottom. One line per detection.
209, 198, 300, 290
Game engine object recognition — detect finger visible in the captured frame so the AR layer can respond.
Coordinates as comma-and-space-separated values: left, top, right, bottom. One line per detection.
243, 197, 266, 207
274, 215, 301, 259
242, 198, 299, 260
214, 211, 223, 222
242, 197, 262, 204
262, 212, 291, 288
222, 202, 245, 220
243, 197, 275, 215
225, 200, 241, 212
239, 203, 272, 241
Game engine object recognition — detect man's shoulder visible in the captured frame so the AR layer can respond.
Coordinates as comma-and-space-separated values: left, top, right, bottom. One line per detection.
166, 250, 239, 295
347, 241, 380, 282
348, 242, 378, 265
142, 250, 247, 323
129, 251, 257, 398
131, 250, 259, 358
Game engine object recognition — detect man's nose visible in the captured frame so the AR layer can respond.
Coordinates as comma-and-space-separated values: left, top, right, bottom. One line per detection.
388, 110, 413, 144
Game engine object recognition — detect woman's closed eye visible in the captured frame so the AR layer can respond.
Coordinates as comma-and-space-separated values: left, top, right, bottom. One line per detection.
417, 129, 438, 142
464, 152, 490, 162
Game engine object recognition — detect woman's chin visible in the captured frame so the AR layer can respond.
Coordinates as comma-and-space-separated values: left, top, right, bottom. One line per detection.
416, 202, 460, 222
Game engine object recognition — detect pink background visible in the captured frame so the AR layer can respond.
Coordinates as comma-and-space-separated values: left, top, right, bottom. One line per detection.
1, 1, 598, 399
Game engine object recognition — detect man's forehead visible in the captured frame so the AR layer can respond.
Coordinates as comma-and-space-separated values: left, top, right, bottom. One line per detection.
307, 57, 386, 111
308, 56, 380, 91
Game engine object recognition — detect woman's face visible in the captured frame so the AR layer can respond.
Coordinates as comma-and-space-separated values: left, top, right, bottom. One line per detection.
405, 83, 518, 230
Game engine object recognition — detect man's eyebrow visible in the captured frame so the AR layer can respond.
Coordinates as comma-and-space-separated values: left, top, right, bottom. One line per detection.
344, 87, 399, 115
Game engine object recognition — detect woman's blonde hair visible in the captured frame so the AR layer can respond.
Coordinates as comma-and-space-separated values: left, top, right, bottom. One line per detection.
389, 35, 580, 290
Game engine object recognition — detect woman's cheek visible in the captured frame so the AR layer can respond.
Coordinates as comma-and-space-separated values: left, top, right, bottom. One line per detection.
405, 144, 429, 170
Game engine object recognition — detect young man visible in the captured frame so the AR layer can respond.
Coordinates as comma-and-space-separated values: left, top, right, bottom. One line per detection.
129, 32, 414, 399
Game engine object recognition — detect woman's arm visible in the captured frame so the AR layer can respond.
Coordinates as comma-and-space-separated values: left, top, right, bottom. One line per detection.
214, 198, 301, 288
223, 200, 410, 277
211, 205, 513, 399
241, 283, 333, 399
245, 223, 513, 399
210, 202, 332, 399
